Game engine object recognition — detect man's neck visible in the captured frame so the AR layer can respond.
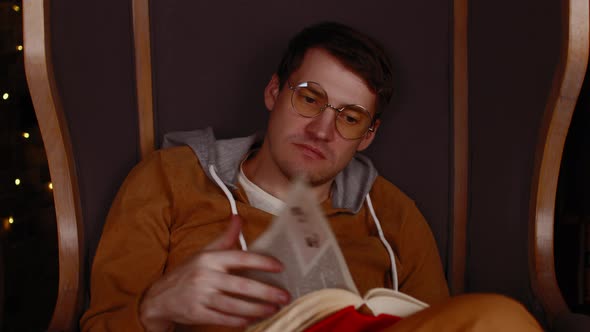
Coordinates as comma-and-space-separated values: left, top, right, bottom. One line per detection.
242, 145, 332, 203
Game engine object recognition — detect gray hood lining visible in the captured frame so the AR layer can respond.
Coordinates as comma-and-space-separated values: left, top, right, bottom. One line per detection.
162, 128, 378, 213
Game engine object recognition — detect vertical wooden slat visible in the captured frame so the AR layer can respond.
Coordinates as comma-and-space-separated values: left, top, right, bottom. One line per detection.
529, 0, 589, 323
132, 0, 155, 158
23, 1, 84, 330
451, 0, 469, 294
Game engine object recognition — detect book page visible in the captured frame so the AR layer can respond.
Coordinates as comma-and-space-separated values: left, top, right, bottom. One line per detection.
247, 288, 364, 332
244, 178, 359, 300
363, 288, 428, 317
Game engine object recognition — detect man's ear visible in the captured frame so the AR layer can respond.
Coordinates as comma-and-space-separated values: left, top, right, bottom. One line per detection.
264, 74, 281, 111
357, 119, 381, 151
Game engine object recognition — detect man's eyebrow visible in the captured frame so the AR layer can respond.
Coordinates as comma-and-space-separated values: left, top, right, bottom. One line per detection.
300, 86, 325, 97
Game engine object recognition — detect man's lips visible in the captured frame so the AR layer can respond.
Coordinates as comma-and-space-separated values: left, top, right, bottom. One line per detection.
293, 143, 326, 160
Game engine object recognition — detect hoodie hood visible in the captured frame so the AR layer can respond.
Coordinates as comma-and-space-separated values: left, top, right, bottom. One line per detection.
162, 127, 379, 213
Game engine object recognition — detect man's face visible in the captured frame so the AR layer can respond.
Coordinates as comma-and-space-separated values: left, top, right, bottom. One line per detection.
263, 48, 380, 186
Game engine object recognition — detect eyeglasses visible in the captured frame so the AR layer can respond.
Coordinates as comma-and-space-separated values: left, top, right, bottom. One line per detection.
288, 81, 375, 140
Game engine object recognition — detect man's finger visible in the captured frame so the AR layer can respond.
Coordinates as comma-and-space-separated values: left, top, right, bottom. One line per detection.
200, 250, 283, 273
207, 292, 280, 318
204, 215, 243, 251
210, 272, 290, 306
189, 307, 250, 327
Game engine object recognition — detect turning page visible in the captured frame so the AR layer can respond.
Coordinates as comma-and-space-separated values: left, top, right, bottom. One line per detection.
245, 178, 359, 300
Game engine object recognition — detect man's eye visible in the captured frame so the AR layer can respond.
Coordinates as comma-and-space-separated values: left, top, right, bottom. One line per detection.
302, 95, 317, 104
344, 115, 360, 124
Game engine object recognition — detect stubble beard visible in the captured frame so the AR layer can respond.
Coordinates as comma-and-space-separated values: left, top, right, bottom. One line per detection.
272, 148, 340, 187
268, 132, 342, 187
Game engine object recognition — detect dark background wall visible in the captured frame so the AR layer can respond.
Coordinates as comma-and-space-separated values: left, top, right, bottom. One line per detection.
467, 0, 561, 324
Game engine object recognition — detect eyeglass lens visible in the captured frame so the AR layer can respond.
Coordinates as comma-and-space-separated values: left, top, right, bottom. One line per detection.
291, 82, 372, 139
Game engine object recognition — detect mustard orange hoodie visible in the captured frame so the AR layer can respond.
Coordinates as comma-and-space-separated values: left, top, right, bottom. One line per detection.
80, 128, 449, 331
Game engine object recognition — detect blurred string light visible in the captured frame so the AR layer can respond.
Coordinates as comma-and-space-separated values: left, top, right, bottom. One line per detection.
48, 182, 53, 190
22, 132, 30, 139
2, 217, 14, 232
3, 218, 11, 231
17, 45, 23, 51
14, 178, 21, 186
2, 93, 8, 100
12, 5, 21, 12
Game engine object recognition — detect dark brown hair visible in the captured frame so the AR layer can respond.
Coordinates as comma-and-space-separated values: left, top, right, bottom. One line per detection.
276, 22, 394, 117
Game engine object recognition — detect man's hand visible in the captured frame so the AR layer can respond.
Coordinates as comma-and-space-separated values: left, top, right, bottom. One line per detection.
139, 215, 290, 331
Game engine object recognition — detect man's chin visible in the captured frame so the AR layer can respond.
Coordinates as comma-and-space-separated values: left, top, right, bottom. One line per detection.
275, 155, 339, 184
283, 167, 334, 187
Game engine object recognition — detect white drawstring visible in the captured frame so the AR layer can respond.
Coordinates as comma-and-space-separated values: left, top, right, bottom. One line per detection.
208, 164, 248, 251
365, 193, 399, 291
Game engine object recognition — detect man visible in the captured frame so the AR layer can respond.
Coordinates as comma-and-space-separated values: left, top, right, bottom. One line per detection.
81, 22, 541, 331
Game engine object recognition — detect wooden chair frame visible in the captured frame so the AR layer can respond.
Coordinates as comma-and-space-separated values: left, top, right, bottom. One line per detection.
22, 0, 155, 329
23, 1, 84, 330
529, 0, 590, 325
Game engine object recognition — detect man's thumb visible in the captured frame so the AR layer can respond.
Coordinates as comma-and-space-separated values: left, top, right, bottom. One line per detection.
204, 214, 243, 251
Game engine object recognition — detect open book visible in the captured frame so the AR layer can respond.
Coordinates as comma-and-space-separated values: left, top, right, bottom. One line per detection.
247, 287, 428, 332
243, 178, 429, 331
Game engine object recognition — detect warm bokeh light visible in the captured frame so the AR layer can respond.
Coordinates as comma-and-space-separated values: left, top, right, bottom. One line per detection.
22, 132, 30, 139
12, 5, 20, 12
8, 217, 14, 224
48, 182, 53, 190
17, 45, 23, 51
14, 178, 21, 186
2, 92, 8, 100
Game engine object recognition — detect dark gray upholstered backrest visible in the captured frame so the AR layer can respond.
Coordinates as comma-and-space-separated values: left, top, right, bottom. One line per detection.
50, 0, 141, 280
468, 0, 561, 323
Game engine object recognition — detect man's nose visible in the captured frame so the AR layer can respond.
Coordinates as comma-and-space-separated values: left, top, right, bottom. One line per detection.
305, 106, 337, 141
